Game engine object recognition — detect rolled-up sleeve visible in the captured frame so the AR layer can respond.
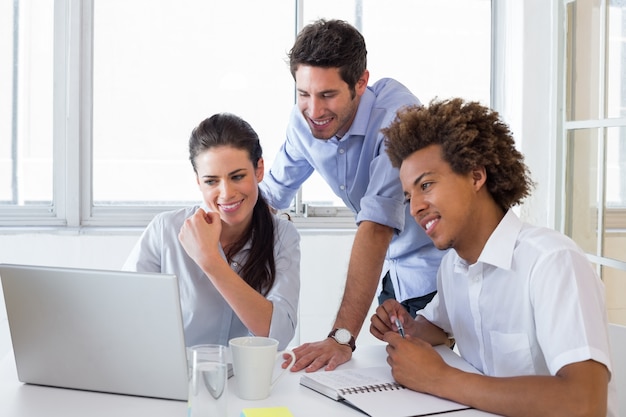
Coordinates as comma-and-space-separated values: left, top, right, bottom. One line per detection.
260, 107, 315, 210
355, 149, 406, 232
266, 217, 301, 350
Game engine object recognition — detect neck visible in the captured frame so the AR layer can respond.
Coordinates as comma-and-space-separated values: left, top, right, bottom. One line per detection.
456, 202, 506, 265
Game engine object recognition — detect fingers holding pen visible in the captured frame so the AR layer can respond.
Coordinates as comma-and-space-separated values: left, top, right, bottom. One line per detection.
370, 299, 406, 340
369, 307, 391, 340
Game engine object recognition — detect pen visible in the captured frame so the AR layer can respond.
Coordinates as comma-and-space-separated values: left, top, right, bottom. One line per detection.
394, 317, 405, 338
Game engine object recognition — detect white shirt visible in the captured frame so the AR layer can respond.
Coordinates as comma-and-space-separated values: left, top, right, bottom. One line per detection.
419, 210, 617, 416
123, 205, 300, 350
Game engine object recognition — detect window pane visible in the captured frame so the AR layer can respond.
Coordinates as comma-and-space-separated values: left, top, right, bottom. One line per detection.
565, 0, 603, 121
605, 0, 626, 211
302, 0, 491, 104
0, 1, 53, 207
300, 0, 491, 205
603, 264, 626, 323
607, 126, 626, 208
566, 128, 600, 254
566, 127, 626, 252
92, 0, 295, 205
607, 1, 626, 119
93, 0, 491, 209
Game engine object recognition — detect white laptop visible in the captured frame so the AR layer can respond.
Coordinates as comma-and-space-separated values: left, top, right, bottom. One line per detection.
0, 263, 189, 401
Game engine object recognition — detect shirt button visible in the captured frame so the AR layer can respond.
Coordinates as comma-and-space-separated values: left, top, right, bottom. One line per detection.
339, 185, 345, 190
231, 261, 238, 268
338, 148, 345, 154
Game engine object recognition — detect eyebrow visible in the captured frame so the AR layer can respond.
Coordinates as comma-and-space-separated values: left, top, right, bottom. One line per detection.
412, 171, 431, 187
201, 168, 247, 179
404, 171, 431, 198
297, 87, 339, 95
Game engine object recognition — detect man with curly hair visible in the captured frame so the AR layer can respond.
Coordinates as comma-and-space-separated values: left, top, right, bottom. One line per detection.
370, 98, 617, 416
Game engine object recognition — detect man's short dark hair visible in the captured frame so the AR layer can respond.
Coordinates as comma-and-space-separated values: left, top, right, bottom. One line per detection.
288, 19, 367, 94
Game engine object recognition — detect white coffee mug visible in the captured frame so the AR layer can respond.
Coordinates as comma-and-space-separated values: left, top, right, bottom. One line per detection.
228, 336, 296, 400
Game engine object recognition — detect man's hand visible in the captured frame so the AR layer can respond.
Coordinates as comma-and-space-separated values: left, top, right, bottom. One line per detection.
282, 338, 352, 372
384, 331, 449, 393
370, 299, 413, 340
281, 221, 392, 373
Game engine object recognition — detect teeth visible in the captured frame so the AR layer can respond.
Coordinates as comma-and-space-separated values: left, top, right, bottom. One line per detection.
312, 118, 330, 126
425, 219, 436, 231
221, 201, 241, 210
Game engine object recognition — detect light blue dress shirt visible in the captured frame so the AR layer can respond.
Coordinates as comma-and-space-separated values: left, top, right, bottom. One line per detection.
123, 205, 300, 350
260, 78, 445, 301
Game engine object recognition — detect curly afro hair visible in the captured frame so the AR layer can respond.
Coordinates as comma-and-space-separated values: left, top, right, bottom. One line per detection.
382, 98, 534, 211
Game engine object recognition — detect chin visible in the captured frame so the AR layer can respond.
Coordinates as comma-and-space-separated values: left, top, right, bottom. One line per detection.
433, 238, 453, 251
310, 130, 334, 140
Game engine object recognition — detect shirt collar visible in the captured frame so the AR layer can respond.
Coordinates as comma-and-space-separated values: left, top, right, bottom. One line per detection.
477, 209, 523, 270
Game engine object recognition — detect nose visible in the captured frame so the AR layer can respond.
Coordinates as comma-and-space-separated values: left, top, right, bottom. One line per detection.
409, 196, 427, 219
219, 180, 235, 199
306, 96, 324, 119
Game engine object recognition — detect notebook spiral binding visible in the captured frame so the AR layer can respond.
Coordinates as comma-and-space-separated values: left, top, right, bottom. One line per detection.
338, 382, 405, 395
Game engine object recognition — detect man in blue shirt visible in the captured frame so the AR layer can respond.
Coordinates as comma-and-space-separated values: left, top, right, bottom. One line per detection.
260, 19, 444, 372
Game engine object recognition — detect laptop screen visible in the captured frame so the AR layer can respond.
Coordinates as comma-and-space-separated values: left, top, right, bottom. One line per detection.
0, 264, 189, 401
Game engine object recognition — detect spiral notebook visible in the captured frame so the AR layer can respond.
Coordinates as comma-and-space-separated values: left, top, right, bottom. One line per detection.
300, 345, 479, 417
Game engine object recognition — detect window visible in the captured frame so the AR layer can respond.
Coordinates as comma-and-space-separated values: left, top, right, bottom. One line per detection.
1, 0, 491, 228
0, 0, 54, 221
561, 0, 626, 323
562, 0, 626, 235
297, 0, 491, 213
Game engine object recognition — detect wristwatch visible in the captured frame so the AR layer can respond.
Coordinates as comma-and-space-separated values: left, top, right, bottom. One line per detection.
328, 328, 356, 352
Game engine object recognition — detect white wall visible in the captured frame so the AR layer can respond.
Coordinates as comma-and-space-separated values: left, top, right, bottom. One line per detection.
518, 0, 559, 229
0, 227, 384, 359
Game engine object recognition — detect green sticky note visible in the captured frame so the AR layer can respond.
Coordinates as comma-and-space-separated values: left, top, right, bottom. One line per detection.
240, 406, 294, 417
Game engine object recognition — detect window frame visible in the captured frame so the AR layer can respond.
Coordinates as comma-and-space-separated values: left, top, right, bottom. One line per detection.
557, 0, 626, 274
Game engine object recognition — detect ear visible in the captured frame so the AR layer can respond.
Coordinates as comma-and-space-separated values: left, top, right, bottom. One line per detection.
355, 70, 369, 96
471, 166, 487, 191
256, 158, 265, 183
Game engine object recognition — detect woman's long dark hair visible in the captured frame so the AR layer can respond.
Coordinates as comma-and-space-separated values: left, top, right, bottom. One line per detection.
189, 113, 276, 296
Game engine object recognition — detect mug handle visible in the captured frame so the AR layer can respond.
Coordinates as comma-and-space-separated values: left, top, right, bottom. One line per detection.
270, 350, 296, 390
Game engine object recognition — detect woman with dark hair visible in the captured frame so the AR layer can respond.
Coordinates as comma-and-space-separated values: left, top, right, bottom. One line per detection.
124, 113, 300, 350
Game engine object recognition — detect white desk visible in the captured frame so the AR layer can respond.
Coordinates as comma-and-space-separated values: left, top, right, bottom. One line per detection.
0, 345, 500, 417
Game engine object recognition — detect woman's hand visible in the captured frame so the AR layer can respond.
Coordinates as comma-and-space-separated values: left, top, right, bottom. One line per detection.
178, 208, 222, 266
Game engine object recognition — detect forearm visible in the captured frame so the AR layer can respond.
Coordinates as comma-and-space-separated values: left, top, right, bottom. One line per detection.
202, 258, 273, 337
427, 361, 608, 417
334, 221, 393, 337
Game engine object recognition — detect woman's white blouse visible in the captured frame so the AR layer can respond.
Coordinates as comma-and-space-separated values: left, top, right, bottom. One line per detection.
123, 205, 300, 350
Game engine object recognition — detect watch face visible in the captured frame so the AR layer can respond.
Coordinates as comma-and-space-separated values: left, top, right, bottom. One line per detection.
335, 328, 351, 344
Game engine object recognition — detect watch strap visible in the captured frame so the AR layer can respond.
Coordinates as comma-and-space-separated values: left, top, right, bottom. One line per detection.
327, 328, 356, 352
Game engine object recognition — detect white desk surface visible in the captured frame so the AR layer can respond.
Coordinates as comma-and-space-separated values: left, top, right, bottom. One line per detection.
0, 344, 500, 417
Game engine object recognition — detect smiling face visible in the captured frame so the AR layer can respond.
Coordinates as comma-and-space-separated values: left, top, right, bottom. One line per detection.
294, 65, 368, 140
399, 144, 488, 263
194, 145, 264, 235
